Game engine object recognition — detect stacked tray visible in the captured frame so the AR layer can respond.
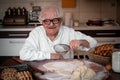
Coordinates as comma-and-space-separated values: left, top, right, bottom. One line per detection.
0, 64, 34, 80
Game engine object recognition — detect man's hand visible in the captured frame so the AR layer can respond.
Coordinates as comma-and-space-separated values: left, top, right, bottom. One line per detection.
69, 40, 89, 50
51, 53, 63, 59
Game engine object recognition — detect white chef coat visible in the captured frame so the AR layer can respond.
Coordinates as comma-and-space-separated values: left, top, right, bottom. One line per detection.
19, 25, 97, 61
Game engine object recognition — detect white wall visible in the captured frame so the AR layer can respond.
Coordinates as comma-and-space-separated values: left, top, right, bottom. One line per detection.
0, 0, 117, 23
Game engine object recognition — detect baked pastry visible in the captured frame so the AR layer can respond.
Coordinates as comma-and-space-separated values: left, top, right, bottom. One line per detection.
16, 71, 33, 80
0, 68, 33, 80
1, 68, 17, 80
94, 44, 114, 57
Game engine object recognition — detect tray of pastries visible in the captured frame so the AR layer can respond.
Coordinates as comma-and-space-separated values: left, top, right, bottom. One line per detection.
0, 64, 34, 80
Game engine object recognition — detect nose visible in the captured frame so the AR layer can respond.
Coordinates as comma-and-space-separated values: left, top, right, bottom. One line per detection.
49, 21, 54, 26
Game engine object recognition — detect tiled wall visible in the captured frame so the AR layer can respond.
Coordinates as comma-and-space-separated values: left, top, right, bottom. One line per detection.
0, 0, 117, 23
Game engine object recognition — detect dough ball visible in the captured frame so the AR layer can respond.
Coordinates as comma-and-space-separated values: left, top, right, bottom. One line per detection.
71, 65, 96, 80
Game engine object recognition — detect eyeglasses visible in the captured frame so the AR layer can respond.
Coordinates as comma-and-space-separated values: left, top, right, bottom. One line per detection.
42, 18, 61, 25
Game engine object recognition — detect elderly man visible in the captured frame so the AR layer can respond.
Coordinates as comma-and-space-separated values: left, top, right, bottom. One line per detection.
19, 6, 97, 61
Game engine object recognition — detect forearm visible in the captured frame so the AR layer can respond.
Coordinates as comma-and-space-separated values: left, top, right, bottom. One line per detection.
73, 31, 97, 48
69, 38, 97, 51
84, 36, 97, 48
78, 40, 90, 48
19, 47, 50, 61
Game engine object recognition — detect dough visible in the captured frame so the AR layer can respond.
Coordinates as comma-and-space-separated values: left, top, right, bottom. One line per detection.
40, 60, 108, 80
71, 65, 96, 80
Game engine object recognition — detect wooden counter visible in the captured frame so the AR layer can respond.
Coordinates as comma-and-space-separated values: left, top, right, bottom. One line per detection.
0, 57, 120, 80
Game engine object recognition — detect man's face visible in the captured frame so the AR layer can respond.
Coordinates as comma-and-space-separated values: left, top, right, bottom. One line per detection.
42, 8, 62, 36
42, 17, 62, 36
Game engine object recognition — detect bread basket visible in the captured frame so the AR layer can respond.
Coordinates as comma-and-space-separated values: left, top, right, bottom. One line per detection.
74, 49, 111, 65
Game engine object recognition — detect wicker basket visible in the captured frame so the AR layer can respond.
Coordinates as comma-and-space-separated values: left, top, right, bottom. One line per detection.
74, 50, 111, 65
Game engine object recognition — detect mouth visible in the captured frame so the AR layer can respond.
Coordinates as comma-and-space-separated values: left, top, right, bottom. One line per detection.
48, 26, 56, 29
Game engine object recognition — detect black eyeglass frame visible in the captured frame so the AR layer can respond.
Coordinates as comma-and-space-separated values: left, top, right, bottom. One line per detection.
42, 18, 62, 25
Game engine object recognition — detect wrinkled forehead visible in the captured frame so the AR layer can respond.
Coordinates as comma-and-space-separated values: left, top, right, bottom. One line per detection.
40, 6, 63, 20
43, 9, 58, 19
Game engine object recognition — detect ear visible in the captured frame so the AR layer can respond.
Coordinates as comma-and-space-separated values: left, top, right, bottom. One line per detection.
60, 18, 63, 24
60, 18, 63, 22
38, 19, 42, 24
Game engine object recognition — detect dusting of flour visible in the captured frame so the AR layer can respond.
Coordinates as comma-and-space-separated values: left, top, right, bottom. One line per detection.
43, 60, 84, 77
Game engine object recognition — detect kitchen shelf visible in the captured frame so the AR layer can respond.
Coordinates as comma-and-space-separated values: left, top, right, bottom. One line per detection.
74, 23, 120, 30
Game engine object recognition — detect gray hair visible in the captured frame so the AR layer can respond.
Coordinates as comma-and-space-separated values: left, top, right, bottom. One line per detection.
38, 6, 63, 24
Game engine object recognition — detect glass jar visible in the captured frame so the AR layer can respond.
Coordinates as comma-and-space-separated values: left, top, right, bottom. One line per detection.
112, 51, 120, 73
